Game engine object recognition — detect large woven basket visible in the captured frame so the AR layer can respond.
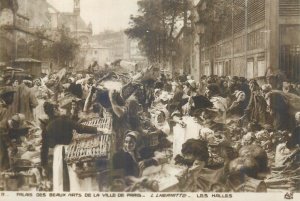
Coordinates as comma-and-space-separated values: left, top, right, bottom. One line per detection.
65, 116, 113, 164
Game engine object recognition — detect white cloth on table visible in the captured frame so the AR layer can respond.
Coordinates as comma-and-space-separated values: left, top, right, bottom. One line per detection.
67, 165, 99, 191
173, 116, 202, 157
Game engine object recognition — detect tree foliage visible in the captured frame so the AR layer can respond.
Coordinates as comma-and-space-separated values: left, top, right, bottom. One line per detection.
125, 0, 187, 63
49, 28, 79, 67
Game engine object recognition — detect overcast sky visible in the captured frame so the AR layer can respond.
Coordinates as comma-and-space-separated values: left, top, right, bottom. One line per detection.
47, 0, 139, 34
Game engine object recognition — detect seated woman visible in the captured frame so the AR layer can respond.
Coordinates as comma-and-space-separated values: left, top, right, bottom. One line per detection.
227, 90, 247, 117
175, 139, 227, 192
112, 130, 158, 178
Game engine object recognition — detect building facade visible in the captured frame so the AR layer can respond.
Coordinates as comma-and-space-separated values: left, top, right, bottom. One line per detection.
92, 31, 128, 62
92, 30, 147, 65
80, 43, 110, 68
48, 0, 92, 45
191, 0, 300, 81
0, 0, 53, 64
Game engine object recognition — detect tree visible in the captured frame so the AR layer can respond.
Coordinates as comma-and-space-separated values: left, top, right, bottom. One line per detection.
49, 28, 79, 67
28, 30, 50, 60
125, 0, 188, 63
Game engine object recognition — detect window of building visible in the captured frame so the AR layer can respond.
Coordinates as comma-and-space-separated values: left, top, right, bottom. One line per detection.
247, 58, 254, 78
257, 57, 266, 77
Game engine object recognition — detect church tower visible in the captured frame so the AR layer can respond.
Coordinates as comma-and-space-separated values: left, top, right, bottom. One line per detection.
74, 0, 80, 15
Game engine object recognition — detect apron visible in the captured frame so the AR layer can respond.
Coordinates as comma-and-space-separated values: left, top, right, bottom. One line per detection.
53, 145, 69, 191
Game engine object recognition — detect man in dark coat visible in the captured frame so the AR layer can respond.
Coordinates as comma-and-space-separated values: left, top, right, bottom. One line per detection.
10, 81, 38, 121
0, 86, 15, 171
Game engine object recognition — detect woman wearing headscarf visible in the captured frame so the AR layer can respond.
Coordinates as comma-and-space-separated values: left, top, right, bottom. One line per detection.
240, 80, 269, 126
112, 131, 158, 178
227, 90, 247, 117
183, 80, 198, 97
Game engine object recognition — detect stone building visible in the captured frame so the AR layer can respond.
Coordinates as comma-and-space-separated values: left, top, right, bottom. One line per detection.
0, 0, 52, 63
92, 30, 146, 66
47, 0, 93, 69
190, 0, 300, 81
48, 0, 92, 45
92, 31, 128, 62
80, 43, 110, 68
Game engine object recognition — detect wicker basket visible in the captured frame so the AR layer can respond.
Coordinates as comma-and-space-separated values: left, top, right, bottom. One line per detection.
73, 115, 113, 136
66, 117, 113, 165
66, 134, 111, 163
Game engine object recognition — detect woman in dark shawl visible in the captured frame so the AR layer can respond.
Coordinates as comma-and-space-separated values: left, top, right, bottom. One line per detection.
265, 91, 294, 131
240, 80, 269, 126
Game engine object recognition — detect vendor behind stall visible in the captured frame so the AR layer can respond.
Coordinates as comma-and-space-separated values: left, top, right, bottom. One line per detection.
112, 130, 158, 178
40, 101, 102, 191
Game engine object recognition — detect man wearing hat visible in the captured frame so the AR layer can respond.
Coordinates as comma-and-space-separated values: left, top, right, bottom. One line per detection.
10, 80, 38, 121
0, 86, 15, 121
0, 87, 16, 173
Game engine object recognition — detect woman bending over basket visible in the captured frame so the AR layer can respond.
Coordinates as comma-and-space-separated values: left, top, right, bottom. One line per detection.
40, 101, 102, 191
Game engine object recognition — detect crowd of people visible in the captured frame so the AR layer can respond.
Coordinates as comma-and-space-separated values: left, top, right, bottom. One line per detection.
0, 66, 300, 192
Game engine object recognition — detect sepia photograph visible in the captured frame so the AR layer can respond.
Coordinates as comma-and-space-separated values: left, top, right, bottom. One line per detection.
0, 0, 300, 200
